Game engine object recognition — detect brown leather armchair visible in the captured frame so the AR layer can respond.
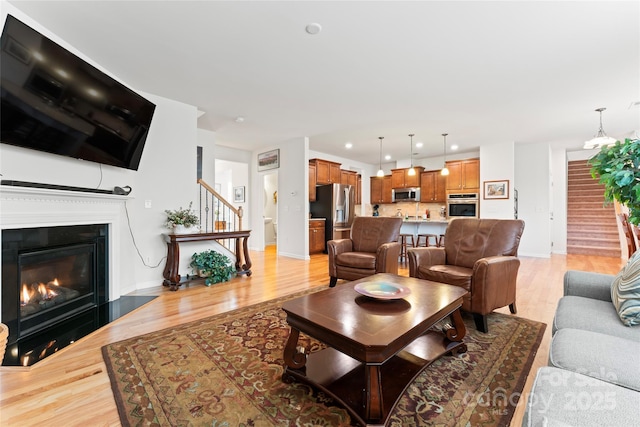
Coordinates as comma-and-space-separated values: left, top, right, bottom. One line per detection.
408, 218, 525, 332
327, 216, 403, 287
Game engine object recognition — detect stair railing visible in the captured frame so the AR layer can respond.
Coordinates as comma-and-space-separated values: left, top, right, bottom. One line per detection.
197, 179, 244, 254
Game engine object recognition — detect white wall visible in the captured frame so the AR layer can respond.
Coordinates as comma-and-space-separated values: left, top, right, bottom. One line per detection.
515, 143, 552, 257
479, 142, 515, 219
551, 148, 568, 254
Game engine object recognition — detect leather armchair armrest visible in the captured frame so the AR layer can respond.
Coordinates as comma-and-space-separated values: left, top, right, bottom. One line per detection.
375, 241, 401, 274
327, 239, 353, 276
471, 256, 521, 314
407, 247, 446, 278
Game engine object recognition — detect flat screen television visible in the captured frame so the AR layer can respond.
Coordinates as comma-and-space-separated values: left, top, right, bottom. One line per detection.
1, 14, 155, 170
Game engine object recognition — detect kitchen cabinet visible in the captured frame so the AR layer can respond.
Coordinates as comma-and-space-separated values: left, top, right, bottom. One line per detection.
370, 175, 392, 204
309, 219, 326, 254
420, 170, 447, 202
445, 159, 480, 192
391, 167, 425, 188
309, 162, 317, 202
340, 170, 358, 187
310, 158, 341, 185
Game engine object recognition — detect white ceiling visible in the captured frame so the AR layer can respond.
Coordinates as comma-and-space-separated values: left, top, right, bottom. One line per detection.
8, 1, 640, 166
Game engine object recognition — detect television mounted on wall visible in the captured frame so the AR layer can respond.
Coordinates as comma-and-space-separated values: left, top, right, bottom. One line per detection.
0, 14, 155, 171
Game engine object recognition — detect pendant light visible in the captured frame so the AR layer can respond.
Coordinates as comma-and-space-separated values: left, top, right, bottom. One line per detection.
407, 134, 416, 176
584, 107, 616, 149
377, 137, 385, 177
441, 133, 450, 176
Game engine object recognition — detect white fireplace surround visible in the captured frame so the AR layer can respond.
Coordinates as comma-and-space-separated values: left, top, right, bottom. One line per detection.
0, 185, 128, 322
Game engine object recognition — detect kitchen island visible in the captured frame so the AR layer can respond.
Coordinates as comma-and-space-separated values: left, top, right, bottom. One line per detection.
399, 218, 449, 245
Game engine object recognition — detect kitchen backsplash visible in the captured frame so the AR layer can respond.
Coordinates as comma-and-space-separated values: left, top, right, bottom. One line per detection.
358, 202, 447, 219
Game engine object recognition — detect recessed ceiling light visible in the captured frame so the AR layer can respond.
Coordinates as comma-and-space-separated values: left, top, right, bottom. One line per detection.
305, 23, 322, 35
234, 116, 245, 123
451, 145, 459, 151
385, 155, 391, 161
416, 142, 423, 148
345, 142, 353, 149
55, 68, 69, 78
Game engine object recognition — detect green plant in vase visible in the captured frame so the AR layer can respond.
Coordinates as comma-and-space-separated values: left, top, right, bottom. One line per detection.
190, 250, 235, 285
588, 138, 640, 225
164, 202, 199, 230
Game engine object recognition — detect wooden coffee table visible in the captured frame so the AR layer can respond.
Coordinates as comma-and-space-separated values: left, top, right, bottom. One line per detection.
281, 273, 468, 426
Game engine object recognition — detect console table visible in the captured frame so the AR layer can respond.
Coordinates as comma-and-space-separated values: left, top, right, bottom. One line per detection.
162, 230, 252, 291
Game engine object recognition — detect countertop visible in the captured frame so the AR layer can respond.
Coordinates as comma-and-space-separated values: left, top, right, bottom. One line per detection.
401, 218, 449, 224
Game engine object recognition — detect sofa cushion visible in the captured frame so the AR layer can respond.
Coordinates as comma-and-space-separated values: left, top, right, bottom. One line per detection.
611, 251, 640, 327
418, 265, 473, 290
336, 252, 376, 270
549, 328, 640, 392
553, 296, 640, 342
523, 367, 640, 427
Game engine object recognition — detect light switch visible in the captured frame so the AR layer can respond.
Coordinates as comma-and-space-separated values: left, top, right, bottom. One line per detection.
145, 200, 152, 209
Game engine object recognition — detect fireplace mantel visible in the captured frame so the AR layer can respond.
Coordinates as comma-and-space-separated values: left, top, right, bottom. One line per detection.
0, 184, 129, 310
1, 185, 130, 229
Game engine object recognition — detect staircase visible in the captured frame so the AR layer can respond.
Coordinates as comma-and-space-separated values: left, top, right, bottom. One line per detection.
567, 160, 621, 257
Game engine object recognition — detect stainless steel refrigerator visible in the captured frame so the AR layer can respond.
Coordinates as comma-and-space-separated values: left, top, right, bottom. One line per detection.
310, 184, 355, 252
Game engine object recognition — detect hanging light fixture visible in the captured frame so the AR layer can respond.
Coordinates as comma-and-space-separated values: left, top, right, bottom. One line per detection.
377, 137, 385, 177
407, 134, 416, 176
441, 133, 450, 176
584, 107, 617, 149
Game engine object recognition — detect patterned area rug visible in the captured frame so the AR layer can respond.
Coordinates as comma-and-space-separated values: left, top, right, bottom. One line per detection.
102, 288, 545, 426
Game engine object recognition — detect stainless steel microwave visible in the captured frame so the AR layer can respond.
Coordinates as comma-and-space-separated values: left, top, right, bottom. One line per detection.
447, 193, 479, 218
392, 188, 420, 203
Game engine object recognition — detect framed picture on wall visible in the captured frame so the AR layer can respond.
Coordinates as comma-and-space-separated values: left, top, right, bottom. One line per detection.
258, 149, 279, 171
484, 180, 509, 199
233, 186, 245, 203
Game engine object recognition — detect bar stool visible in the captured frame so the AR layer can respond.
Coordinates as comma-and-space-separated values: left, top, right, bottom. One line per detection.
398, 233, 415, 263
416, 233, 439, 247
438, 234, 445, 247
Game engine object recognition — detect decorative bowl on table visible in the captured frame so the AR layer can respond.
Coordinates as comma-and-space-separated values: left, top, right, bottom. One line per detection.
354, 281, 411, 300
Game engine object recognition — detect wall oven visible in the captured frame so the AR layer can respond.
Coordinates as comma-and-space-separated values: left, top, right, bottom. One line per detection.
447, 193, 479, 218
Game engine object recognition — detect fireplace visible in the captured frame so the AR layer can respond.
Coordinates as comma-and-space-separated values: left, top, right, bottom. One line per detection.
2, 224, 108, 365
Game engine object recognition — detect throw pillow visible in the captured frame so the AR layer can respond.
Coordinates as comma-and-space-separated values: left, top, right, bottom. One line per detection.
611, 250, 640, 326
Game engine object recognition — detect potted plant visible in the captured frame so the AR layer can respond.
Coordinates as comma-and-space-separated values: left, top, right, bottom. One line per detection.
190, 250, 235, 285
589, 138, 640, 225
165, 202, 199, 233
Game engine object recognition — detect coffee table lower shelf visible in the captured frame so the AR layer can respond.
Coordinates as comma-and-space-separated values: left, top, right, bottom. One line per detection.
282, 331, 467, 427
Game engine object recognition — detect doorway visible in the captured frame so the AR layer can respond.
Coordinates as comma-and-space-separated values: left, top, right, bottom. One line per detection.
264, 172, 278, 248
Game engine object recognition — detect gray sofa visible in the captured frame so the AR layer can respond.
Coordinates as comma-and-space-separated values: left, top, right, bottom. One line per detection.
523, 270, 640, 426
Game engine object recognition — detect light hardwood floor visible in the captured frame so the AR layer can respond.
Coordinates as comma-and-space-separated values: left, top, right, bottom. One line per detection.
0, 247, 624, 426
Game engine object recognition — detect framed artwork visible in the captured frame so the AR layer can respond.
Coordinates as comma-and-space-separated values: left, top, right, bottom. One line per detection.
484, 180, 509, 199
233, 186, 245, 203
258, 149, 280, 171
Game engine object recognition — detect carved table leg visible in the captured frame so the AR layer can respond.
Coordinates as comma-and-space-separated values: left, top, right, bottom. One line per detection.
233, 236, 252, 276
365, 364, 384, 422
442, 308, 468, 354
283, 327, 307, 370
162, 241, 181, 291
241, 236, 252, 276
